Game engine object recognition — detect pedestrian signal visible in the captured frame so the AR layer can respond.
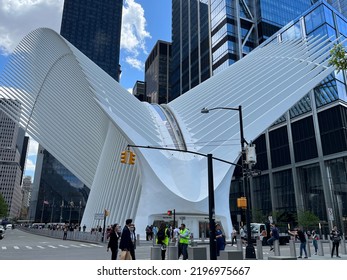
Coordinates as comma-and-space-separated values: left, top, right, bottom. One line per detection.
167, 210, 172, 216
237, 197, 247, 209
129, 151, 136, 165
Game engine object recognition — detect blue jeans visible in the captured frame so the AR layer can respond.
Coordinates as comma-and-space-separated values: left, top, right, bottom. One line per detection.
267, 236, 277, 247
300, 242, 307, 257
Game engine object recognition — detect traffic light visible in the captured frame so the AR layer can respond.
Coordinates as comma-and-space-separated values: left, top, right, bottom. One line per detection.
237, 197, 247, 209
167, 210, 172, 216
120, 150, 127, 164
129, 151, 136, 165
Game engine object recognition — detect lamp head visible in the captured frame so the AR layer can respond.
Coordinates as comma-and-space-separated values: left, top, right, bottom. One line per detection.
201, 107, 209, 113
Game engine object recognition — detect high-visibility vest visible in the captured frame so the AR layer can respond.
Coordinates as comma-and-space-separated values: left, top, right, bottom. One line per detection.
179, 228, 190, 244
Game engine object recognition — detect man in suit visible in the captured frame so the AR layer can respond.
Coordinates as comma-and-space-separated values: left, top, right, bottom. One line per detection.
119, 218, 135, 260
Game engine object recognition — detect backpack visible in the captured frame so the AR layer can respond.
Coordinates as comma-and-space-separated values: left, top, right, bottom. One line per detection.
157, 228, 165, 244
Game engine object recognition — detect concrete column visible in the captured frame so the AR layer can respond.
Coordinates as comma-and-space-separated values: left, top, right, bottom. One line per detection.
256, 239, 263, 259
289, 240, 296, 257
317, 240, 324, 256
274, 240, 280, 256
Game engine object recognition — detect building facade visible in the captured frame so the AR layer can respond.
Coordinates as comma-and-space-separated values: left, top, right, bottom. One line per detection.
20, 176, 32, 219
0, 100, 24, 219
145, 41, 172, 104
133, 81, 146, 102
60, 0, 123, 82
230, 1, 347, 235
171, 0, 212, 99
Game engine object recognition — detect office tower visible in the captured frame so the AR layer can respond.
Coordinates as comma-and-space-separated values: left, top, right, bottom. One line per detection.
145, 41, 171, 104
230, 1, 347, 234
60, 0, 123, 82
0, 100, 24, 218
171, 0, 212, 99
30, 0, 123, 224
20, 176, 32, 219
133, 81, 146, 101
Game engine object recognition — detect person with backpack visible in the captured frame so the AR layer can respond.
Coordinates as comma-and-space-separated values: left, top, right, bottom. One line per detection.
156, 223, 169, 260
330, 225, 342, 258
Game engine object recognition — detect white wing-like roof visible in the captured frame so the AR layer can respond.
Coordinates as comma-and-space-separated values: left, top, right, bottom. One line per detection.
0, 28, 335, 235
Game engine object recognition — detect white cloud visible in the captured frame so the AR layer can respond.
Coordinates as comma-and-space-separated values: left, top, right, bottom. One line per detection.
125, 56, 144, 70
121, 0, 151, 70
24, 158, 36, 172
27, 138, 39, 156
0, 0, 63, 55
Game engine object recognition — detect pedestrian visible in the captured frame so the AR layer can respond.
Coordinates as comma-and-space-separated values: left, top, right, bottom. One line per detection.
330, 225, 342, 258
119, 218, 135, 260
156, 223, 169, 260
107, 224, 120, 260
178, 223, 189, 260
240, 226, 247, 244
82, 224, 86, 232
288, 227, 308, 258
231, 228, 237, 246
215, 223, 226, 256
267, 223, 279, 251
129, 223, 137, 260
145, 225, 151, 241
63, 225, 68, 240
311, 230, 319, 255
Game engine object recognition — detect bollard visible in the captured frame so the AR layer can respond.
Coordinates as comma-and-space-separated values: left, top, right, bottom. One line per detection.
274, 239, 280, 256
151, 246, 161, 260
256, 239, 263, 259
317, 240, 324, 256
167, 245, 178, 260
340, 236, 346, 255
289, 240, 296, 257
136, 234, 140, 247
188, 246, 207, 260
306, 240, 311, 257
237, 236, 242, 250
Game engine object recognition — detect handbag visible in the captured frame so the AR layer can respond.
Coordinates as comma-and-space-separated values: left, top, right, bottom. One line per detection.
119, 250, 132, 260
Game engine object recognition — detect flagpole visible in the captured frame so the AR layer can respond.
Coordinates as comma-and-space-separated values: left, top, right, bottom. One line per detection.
40, 199, 45, 223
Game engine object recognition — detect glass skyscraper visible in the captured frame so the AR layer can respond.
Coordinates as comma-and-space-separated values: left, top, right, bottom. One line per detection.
60, 0, 123, 82
230, 0, 347, 235
171, 0, 212, 99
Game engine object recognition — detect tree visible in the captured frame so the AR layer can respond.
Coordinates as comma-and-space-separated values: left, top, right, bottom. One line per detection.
0, 193, 8, 218
297, 210, 320, 230
328, 43, 347, 72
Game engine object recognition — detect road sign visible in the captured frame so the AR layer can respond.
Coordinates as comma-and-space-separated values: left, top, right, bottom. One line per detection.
328, 208, 334, 221
94, 213, 104, 220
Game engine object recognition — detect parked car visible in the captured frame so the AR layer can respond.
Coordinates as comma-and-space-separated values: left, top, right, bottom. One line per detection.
6, 224, 12, 230
0, 225, 4, 239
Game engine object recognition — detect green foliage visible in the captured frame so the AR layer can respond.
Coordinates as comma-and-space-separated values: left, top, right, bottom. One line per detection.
252, 209, 267, 223
0, 193, 8, 218
297, 210, 320, 229
329, 43, 347, 72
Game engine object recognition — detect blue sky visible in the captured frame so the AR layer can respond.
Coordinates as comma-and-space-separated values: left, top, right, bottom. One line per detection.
0, 0, 171, 180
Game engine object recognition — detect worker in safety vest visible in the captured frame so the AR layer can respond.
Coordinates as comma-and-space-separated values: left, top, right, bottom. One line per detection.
178, 223, 190, 260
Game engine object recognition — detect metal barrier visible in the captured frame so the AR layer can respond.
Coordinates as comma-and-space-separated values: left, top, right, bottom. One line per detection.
256, 239, 263, 259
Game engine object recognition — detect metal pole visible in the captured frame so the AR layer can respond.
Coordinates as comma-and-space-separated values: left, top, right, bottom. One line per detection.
238, 106, 256, 259
101, 210, 107, 242
208, 154, 217, 260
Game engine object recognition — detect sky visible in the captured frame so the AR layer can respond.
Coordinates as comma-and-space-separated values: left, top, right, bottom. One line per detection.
0, 0, 172, 180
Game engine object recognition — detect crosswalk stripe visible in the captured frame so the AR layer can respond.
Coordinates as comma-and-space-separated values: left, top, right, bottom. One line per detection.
59, 245, 69, 248
48, 245, 57, 248
14, 246, 20, 249
37, 246, 45, 249
89, 244, 103, 247
79, 244, 92, 247
1, 247, 6, 250
70, 245, 80, 248
25, 246, 33, 249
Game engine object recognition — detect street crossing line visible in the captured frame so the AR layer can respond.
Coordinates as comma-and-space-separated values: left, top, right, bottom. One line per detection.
37, 246, 45, 249
59, 245, 69, 248
47, 245, 57, 248
70, 244, 80, 248
25, 246, 33, 249
1, 247, 6, 250
14, 246, 20, 249
89, 244, 103, 247
79, 244, 92, 247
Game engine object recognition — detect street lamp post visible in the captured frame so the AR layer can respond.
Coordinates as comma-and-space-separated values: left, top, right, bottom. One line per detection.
201, 105, 256, 259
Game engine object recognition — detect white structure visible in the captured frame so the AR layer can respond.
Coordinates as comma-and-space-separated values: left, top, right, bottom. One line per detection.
0, 28, 336, 237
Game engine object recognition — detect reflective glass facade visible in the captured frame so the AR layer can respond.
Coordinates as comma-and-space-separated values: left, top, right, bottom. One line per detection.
145, 41, 171, 104
230, 1, 347, 234
171, 0, 211, 99
33, 149, 89, 224
60, 0, 123, 82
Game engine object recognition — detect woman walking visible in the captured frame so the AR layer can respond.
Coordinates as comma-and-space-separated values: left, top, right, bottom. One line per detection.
107, 224, 120, 260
